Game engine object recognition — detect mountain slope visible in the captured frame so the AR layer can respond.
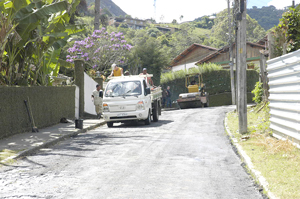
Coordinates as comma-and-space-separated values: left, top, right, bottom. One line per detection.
86, 0, 127, 17
101, 0, 127, 16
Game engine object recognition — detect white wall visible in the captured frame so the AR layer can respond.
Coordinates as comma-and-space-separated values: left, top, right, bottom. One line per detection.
84, 72, 98, 115
171, 62, 197, 72
75, 86, 80, 119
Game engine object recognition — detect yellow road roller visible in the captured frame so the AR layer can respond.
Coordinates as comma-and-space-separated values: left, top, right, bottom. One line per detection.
176, 73, 209, 109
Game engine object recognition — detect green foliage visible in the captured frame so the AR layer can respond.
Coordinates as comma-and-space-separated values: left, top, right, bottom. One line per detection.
193, 16, 214, 29
283, 6, 300, 53
147, 28, 161, 38
247, 6, 286, 31
133, 37, 168, 85
273, 5, 300, 55
0, 0, 269, 87
167, 23, 204, 59
0, 0, 84, 86
210, 9, 266, 46
251, 81, 263, 104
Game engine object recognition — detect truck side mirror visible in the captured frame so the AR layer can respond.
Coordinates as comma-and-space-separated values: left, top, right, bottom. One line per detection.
145, 87, 151, 95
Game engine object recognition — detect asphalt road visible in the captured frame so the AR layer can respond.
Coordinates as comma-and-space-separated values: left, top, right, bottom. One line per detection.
0, 106, 264, 199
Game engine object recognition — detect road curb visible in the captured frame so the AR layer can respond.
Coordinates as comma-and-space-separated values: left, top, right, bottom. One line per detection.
12, 121, 106, 160
224, 112, 278, 199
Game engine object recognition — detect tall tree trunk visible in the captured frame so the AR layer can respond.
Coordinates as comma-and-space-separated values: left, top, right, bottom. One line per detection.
94, 0, 100, 30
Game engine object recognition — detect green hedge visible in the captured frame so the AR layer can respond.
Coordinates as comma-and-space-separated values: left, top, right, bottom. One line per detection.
161, 69, 258, 106
0, 86, 75, 139
209, 92, 255, 107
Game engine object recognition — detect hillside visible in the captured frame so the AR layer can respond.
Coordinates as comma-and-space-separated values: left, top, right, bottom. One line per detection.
86, 0, 127, 17
247, 6, 287, 31
193, 6, 287, 31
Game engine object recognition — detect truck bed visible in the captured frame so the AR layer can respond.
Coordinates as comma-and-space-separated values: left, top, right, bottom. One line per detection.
151, 86, 162, 101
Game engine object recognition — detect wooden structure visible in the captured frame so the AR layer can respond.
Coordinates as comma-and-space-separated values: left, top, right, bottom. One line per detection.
196, 42, 265, 69
170, 44, 218, 71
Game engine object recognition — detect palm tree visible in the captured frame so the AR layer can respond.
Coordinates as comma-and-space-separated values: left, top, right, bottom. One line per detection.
180, 15, 184, 22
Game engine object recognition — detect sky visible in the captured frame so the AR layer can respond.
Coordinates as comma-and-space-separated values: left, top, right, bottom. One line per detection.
112, 0, 300, 23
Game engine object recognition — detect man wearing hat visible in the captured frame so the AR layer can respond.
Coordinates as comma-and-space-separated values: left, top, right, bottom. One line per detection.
108, 63, 123, 78
139, 68, 154, 86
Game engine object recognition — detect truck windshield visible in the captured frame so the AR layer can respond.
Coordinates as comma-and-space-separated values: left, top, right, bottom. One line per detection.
105, 81, 142, 97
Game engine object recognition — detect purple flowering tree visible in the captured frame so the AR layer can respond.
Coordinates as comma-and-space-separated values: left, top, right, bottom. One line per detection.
66, 28, 132, 71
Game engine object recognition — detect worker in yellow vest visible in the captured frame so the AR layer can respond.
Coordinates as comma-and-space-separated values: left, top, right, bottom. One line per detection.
108, 63, 123, 78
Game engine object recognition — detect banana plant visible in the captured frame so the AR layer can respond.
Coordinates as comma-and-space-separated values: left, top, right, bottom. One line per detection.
0, 0, 84, 85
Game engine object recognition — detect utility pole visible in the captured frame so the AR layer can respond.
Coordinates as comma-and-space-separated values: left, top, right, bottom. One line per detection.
228, 0, 236, 105
236, 0, 247, 134
293, 0, 295, 8
234, 0, 239, 111
268, 32, 275, 59
94, 0, 100, 30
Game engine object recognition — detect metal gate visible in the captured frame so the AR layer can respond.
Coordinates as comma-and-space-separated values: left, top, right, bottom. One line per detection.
267, 49, 300, 146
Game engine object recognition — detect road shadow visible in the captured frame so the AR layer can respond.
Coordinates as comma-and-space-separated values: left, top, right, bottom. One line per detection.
107, 119, 174, 128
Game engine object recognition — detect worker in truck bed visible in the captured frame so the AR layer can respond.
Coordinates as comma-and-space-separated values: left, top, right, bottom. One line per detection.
139, 68, 154, 87
108, 63, 123, 78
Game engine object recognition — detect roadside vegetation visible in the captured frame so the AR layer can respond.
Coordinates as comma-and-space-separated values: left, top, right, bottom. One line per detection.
226, 102, 300, 199
0, 0, 268, 87
160, 63, 222, 83
0, 149, 18, 164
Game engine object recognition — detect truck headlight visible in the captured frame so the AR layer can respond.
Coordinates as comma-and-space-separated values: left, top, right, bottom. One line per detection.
103, 103, 109, 112
136, 101, 145, 110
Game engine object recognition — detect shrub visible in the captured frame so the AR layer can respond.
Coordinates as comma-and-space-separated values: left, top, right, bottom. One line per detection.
252, 81, 263, 104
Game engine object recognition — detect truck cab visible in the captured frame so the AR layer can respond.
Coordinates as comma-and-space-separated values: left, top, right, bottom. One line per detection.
102, 76, 161, 127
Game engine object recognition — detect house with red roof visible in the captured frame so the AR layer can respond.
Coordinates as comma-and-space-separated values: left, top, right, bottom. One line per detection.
196, 42, 265, 69
170, 42, 266, 71
170, 44, 218, 71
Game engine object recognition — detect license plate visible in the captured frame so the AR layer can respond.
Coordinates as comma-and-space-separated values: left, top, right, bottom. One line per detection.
117, 113, 127, 117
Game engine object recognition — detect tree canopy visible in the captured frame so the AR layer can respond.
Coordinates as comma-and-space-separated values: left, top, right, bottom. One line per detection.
0, 0, 270, 86
211, 9, 266, 46
247, 6, 287, 31
273, 4, 300, 56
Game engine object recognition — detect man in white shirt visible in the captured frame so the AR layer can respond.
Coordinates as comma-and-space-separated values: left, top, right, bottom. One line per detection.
139, 68, 154, 86
92, 84, 103, 118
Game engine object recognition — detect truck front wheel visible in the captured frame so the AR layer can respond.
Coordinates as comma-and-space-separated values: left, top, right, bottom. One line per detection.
144, 110, 151, 125
107, 122, 114, 127
153, 101, 159, 122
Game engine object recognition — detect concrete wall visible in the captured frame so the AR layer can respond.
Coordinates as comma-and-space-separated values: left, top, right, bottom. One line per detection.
0, 86, 75, 139
172, 62, 198, 72
84, 72, 98, 115
267, 49, 300, 146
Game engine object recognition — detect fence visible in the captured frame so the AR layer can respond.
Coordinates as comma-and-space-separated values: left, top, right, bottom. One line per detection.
0, 86, 76, 139
267, 49, 300, 146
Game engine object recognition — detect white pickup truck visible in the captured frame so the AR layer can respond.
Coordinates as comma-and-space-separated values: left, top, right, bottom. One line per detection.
102, 75, 162, 127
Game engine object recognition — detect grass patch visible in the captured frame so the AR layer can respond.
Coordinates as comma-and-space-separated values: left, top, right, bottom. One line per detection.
226, 103, 300, 199
0, 149, 18, 164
